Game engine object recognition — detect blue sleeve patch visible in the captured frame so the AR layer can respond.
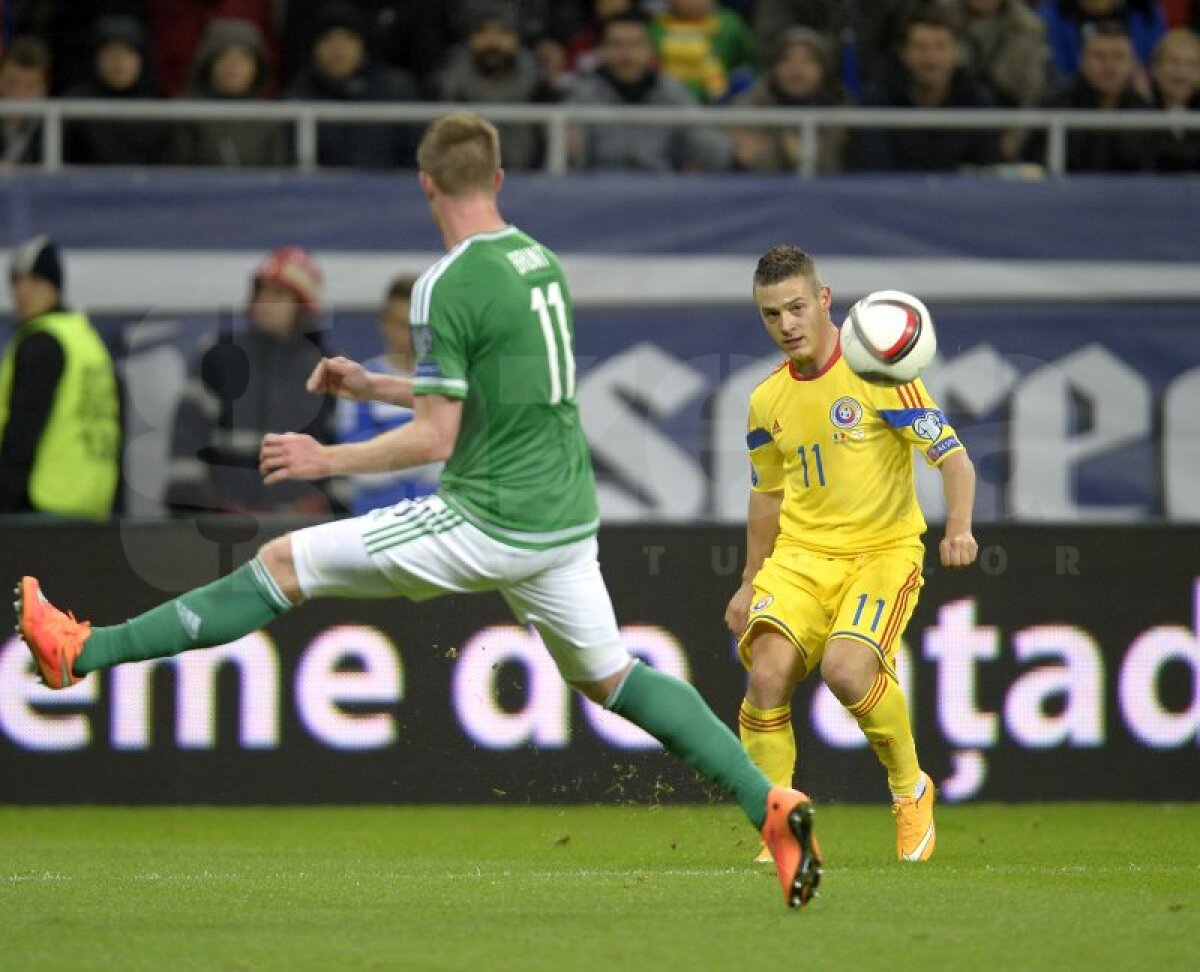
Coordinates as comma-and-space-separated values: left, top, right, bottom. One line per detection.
879, 408, 948, 428
746, 427, 772, 450
927, 437, 962, 462
415, 360, 442, 379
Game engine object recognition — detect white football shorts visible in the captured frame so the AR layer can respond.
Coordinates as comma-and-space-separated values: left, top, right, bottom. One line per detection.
289, 495, 628, 683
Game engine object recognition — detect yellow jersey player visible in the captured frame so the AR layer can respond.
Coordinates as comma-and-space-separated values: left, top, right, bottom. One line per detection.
726, 245, 978, 863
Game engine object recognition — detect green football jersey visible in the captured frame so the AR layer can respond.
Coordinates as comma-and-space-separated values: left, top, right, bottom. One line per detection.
410, 225, 599, 549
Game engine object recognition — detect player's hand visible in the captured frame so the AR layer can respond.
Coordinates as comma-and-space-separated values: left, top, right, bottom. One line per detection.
725, 582, 755, 635
259, 433, 333, 484
940, 527, 978, 568
306, 356, 374, 402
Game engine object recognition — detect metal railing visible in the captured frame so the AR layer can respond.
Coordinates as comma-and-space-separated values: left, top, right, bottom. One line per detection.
1, 99, 1198, 177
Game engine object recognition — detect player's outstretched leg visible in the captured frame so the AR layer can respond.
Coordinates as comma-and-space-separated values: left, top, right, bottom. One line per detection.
15, 549, 294, 688
604, 659, 822, 909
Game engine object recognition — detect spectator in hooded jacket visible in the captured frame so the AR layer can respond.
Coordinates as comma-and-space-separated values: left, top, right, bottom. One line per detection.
284, 2, 421, 169
166, 247, 334, 515
64, 14, 174, 166
173, 17, 290, 168
732, 26, 851, 173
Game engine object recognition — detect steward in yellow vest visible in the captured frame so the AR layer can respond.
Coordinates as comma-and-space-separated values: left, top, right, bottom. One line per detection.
0, 236, 120, 520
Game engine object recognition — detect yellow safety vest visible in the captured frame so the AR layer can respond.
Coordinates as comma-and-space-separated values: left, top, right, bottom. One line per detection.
0, 311, 120, 519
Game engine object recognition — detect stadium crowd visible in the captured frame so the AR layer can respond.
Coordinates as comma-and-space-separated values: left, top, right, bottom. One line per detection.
0, 0, 1196, 173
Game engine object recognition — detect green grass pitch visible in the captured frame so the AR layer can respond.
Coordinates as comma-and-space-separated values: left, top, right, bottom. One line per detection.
2, 804, 1196, 970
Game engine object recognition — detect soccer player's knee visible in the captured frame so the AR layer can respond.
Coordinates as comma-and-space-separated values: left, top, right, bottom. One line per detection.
747, 647, 796, 706
258, 536, 292, 573
820, 642, 877, 703
257, 535, 302, 603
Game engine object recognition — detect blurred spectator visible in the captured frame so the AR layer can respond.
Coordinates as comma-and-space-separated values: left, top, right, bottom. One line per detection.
944, 0, 1053, 106
166, 247, 335, 516
943, 0, 1053, 160
64, 15, 174, 166
9, 0, 151, 94
173, 17, 290, 168
853, 9, 1002, 170
438, 4, 554, 170
753, 0, 922, 96
282, 2, 459, 96
732, 26, 851, 172
0, 236, 120, 520
566, 11, 732, 171
1038, 1, 1168, 82
147, 0, 279, 98
564, 0, 640, 78
1143, 26, 1200, 169
284, 2, 421, 170
336, 275, 439, 516
650, 0, 758, 103
0, 35, 50, 167
1041, 21, 1152, 170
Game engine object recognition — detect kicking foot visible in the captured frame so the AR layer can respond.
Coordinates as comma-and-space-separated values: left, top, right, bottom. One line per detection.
15, 577, 90, 689
760, 787, 823, 908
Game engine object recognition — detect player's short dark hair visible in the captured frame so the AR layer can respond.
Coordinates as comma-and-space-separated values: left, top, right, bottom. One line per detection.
386, 274, 417, 303
753, 245, 821, 291
600, 11, 650, 42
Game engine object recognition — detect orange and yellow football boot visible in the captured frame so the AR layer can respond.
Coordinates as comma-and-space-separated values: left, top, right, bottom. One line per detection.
893, 772, 937, 861
15, 577, 91, 689
760, 787, 822, 908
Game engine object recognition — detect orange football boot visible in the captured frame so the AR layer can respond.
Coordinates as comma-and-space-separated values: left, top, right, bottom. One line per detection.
14, 577, 91, 689
893, 772, 937, 862
760, 787, 823, 908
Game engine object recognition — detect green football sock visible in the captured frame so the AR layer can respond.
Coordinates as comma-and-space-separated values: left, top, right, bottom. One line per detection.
74, 559, 293, 675
607, 661, 773, 830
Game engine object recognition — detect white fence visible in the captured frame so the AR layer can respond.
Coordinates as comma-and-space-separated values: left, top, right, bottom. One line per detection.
2, 99, 1198, 176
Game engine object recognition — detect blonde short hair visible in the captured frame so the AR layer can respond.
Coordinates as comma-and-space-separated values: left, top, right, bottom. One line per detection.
416, 112, 502, 197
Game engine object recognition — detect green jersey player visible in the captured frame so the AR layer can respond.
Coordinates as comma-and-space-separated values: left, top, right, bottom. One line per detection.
16, 112, 820, 909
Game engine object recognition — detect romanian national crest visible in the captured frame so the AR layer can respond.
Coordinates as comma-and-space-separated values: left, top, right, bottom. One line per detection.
829, 396, 863, 430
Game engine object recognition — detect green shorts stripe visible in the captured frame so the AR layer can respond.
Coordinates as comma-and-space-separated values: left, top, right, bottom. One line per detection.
365, 509, 464, 553
365, 506, 462, 550
362, 503, 435, 542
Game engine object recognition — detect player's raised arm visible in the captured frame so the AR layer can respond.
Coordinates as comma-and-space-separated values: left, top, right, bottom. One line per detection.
260, 393, 460, 484
306, 356, 415, 408
937, 450, 978, 568
726, 489, 784, 634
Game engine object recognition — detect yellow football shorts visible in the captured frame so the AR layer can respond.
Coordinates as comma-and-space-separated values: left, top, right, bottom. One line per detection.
738, 544, 924, 678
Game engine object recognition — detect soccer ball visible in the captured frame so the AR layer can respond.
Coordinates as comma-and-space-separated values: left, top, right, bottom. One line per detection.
840, 290, 937, 386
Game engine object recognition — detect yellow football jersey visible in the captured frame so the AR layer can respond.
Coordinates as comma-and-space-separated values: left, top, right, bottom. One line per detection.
747, 345, 965, 556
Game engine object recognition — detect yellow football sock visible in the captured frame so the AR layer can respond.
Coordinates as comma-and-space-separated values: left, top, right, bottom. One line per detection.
847, 671, 921, 798
738, 698, 795, 789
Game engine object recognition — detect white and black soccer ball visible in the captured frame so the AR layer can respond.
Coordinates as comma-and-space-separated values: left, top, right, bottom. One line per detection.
840, 290, 937, 386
